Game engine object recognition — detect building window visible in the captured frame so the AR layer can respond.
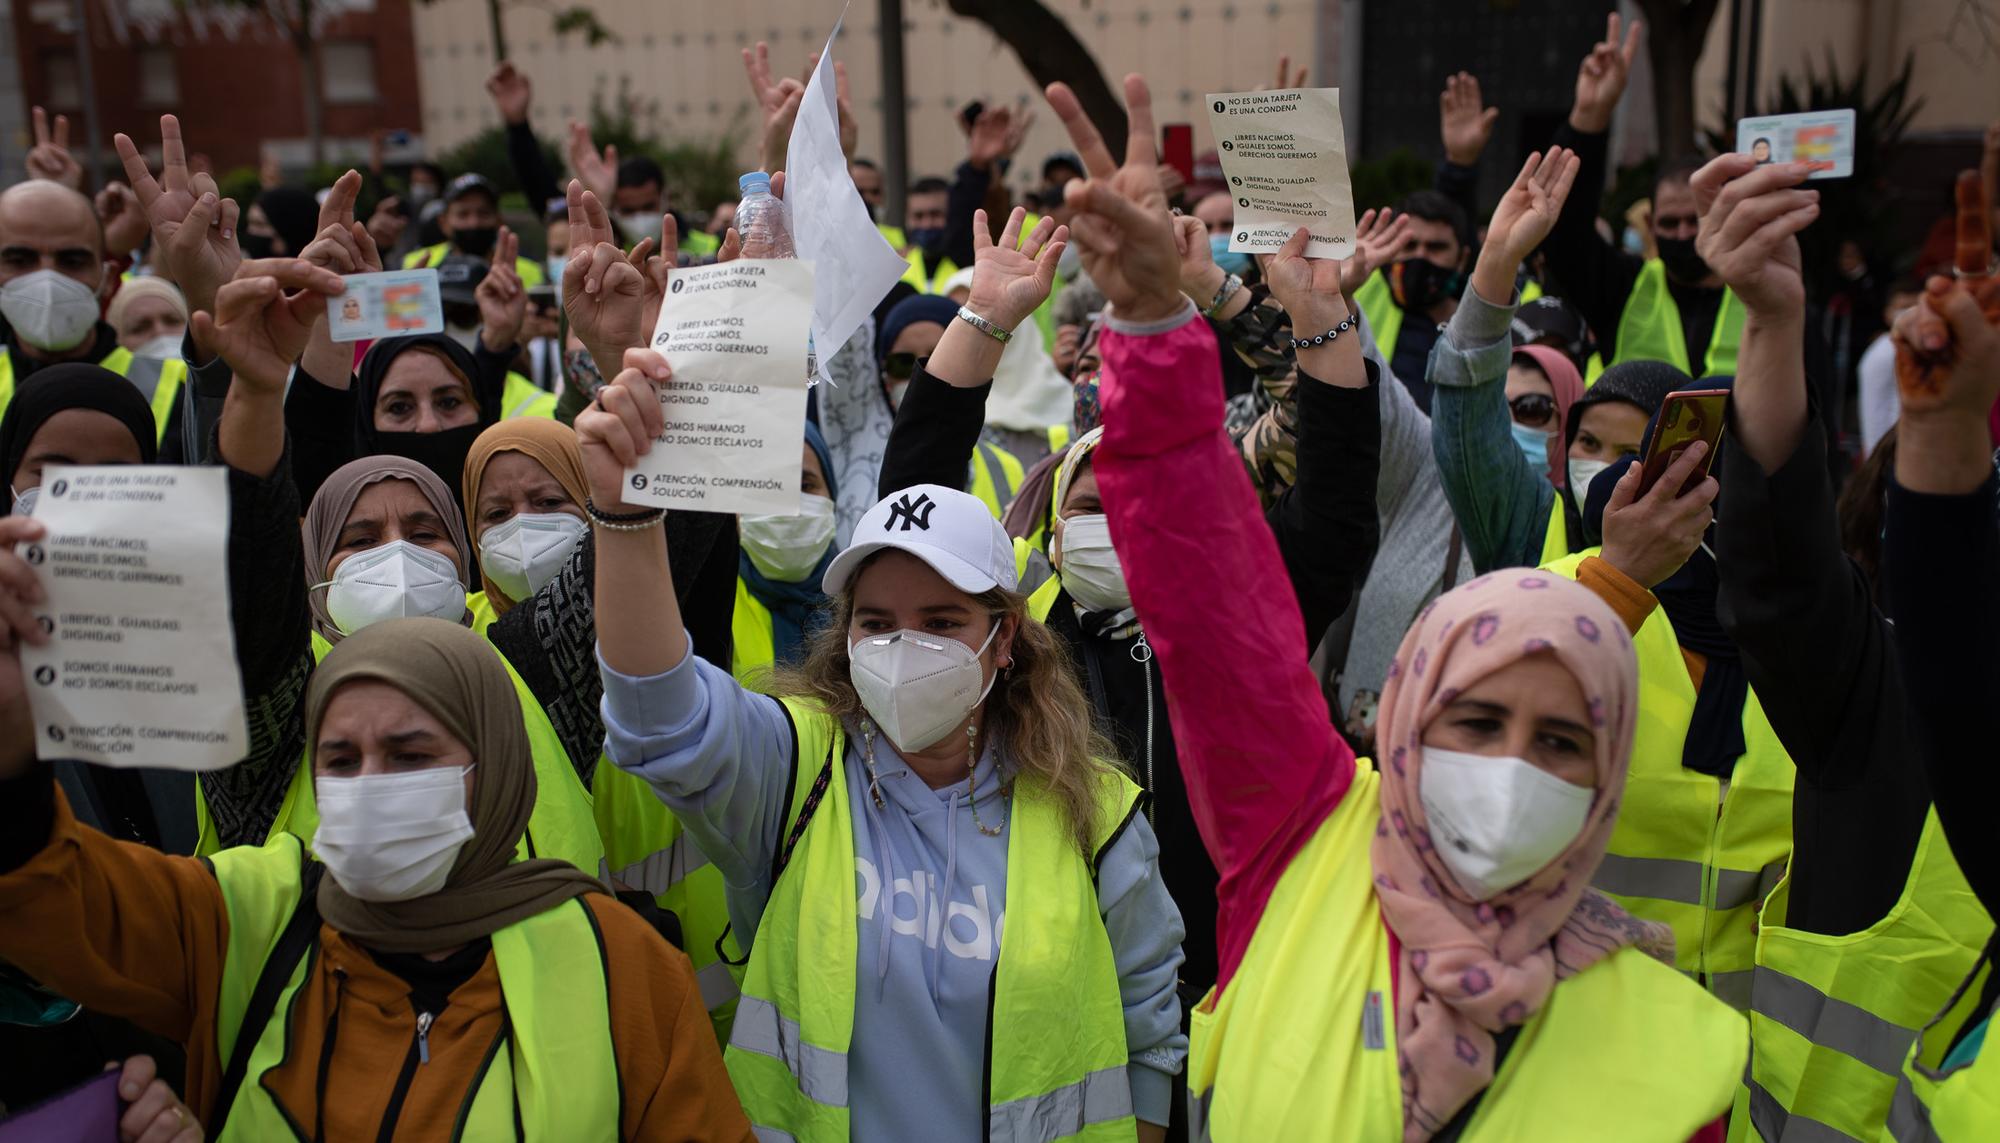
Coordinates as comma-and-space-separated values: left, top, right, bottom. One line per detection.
42, 54, 80, 109
322, 40, 378, 105
138, 47, 178, 106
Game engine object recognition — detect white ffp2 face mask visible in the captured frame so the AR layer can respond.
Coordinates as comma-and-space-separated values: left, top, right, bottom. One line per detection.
740, 494, 837, 582
10, 484, 40, 517
1567, 457, 1611, 500
849, 622, 1001, 752
477, 512, 586, 602
1, 269, 102, 352
132, 333, 184, 361
313, 766, 476, 901
1419, 746, 1594, 900
318, 539, 468, 635
1055, 513, 1130, 614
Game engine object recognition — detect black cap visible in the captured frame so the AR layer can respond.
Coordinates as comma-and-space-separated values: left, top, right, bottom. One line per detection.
1510, 295, 1594, 365
443, 173, 498, 206
435, 254, 488, 306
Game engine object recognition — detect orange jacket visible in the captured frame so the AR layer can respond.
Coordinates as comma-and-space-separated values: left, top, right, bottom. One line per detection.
0, 786, 753, 1141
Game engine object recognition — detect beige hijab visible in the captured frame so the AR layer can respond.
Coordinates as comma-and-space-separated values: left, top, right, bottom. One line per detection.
303, 456, 475, 644
308, 618, 603, 952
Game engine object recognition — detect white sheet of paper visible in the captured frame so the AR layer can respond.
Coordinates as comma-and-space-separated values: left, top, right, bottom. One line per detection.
785, 13, 908, 368
1206, 88, 1358, 258
20, 466, 249, 772
624, 259, 817, 515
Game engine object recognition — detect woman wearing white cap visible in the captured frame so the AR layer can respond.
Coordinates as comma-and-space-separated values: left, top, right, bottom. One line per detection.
579, 353, 1187, 1143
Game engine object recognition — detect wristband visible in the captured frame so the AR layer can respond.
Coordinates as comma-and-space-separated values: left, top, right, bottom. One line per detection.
1204, 272, 1245, 318
955, 305, 1012, 343
1289, 314, 1357, 350
585, 497, 666, 531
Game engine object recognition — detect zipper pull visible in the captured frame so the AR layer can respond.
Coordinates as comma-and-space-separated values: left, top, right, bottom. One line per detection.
1131, 630, 1154, 663
416, 1010, 433, 1065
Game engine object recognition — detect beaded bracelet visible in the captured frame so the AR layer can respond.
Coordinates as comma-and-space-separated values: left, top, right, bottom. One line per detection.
1289, 314, 1357, 350
585, 497, 666, 532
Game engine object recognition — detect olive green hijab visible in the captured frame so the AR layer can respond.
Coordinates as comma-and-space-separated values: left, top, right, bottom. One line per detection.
306, 618, 602, 951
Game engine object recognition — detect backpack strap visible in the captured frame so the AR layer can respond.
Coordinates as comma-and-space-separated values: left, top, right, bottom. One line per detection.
208, 861, 327, 1137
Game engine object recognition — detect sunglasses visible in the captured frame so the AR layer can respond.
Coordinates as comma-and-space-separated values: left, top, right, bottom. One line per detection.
1509, 393, 1557, 429
883, 352, 919, 381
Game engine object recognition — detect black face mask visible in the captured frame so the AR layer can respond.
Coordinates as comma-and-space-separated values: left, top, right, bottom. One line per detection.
1388, 257, 1463, 314
239, 232, 276, 260
906, 226, 947, 254
1656, 236, 1711, 284
371, 423, 484, 492
451, 226, 499, 259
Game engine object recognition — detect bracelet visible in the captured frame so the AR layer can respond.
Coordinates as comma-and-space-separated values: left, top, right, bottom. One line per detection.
585, 497, 666, 531
1204, 273, 1245, 317
1290, 314, 1357, 350
955, 305, 1012, 343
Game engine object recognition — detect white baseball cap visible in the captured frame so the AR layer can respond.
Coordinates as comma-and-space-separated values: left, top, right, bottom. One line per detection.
821, 484, 1019, 596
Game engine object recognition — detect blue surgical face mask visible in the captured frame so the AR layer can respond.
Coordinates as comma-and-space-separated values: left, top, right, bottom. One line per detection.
1511, 420, 1554, 472
1209, 233, 1253, 275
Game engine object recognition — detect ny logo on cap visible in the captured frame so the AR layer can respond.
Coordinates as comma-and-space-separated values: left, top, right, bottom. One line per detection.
885, 492, 936, 532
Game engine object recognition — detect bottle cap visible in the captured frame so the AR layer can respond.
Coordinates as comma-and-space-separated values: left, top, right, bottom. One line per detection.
738, 171, 772, 195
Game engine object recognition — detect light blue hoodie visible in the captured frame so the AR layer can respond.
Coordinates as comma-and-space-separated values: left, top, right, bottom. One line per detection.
598, 640, 1187, 1138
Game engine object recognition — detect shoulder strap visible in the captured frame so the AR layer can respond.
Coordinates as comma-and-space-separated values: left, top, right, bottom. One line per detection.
208, 861, 327, 1137
1431, 1023, 1524, 1143
1441, 522, 1464, 593
772, 747, 835, 887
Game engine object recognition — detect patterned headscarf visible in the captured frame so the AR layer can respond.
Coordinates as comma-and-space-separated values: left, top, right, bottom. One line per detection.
1368, 571, 1671, 1139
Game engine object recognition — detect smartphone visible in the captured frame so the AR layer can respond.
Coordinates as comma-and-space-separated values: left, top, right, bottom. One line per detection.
0, 1068, 119, 1142
1636, 389, 1729, 497
1162, 124, 1195, 184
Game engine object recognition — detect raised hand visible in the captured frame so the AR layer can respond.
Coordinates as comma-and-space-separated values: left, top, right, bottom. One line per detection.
1171, 215, 1219, 296
1597, 443, 1719, 589
96, 182, 150, 258
486, 62, 533, 126
758, 78, 806, 173
966, 207, 1067, 330
1344, 207, 1413, 298
624, 211, 678, 337
968, 104, 1033, 171
1894, 170, 2000, 419
1440, 72, 1499, 167
309, 169, 383, 273
565, 121, 618, 204
1570, 12, 1643, 134
1043, 74, 1183, 324
0, 514, 52, 778
562, 181, 647, 375
114, 116, 242, 315
1690, 153, 1820, 317
575, 347, 672, 512
477, 227, 528, 352
1473, 149, 1580, 302
1262, 226, 1351, 334
26, 107, 83, 189
1263, 53, 1307, 91
192, 259, 346, 396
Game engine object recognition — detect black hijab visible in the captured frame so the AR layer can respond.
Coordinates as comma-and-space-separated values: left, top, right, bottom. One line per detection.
255, 185, 320, 259
1581, 374, 1745, 778
351, 334, 501, 491
0, 364, 158, 510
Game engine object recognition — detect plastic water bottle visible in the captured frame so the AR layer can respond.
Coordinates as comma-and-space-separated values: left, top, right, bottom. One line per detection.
736, 171, 795, 259
735, 171, 815, 380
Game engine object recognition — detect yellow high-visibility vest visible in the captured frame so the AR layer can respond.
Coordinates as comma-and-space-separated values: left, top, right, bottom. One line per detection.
1611, 260, 1745, 378
0, 345, 186, 445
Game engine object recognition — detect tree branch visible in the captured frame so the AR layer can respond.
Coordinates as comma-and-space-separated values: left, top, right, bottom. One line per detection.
942, 0, 1127, 146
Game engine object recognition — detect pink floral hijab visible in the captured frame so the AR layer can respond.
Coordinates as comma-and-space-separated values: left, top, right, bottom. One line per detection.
1368, 570, 1672, 1140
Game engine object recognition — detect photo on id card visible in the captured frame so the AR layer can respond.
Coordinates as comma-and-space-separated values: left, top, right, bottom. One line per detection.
1735, 109, 1856, 179
327, 269, 446, 342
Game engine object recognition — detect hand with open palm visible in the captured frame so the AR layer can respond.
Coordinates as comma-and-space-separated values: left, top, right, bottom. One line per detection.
966, 207, 1067, 332
1471, 149, 1579, 303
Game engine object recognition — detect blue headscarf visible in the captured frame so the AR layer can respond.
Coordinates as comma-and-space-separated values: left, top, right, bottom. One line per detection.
739, 421, 839, 665
876, 295, 961, 373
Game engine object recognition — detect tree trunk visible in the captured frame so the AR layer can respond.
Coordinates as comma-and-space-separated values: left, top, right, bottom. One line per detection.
1637, 0, 1722, 160
942, 0, 1126, 145
486, 0, 508, 62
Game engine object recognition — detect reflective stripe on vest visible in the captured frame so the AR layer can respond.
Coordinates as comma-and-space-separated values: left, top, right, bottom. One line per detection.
193, 631, 604, 880
404, 243, 547, 287
1544, 549, 1795, 1003
1611, 260, 1746, 378
726, 698, 1139, 1141
503, 370, 557, 419
0, 346, 185, 445
1354, 270, 1402, 360
1190, 761, 1749, 1141
970, 440, 1026, 518
207, 837, 618, 1140
1731, 809, 1992, 1143
1882, 955, 2000, 1142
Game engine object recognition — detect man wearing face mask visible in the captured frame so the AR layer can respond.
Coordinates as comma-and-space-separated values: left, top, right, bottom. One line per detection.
612, 155, 717, 259
0, 181, 190, 445
1349, 189, 1474, 411
401, 174, 546, 287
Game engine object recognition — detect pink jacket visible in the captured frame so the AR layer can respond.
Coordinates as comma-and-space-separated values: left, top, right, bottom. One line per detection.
1093, 303, 1358, 993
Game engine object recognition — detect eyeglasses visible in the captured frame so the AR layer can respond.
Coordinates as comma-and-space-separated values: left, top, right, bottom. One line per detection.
1509, 393, 1556, 429
883, 352, 919, 381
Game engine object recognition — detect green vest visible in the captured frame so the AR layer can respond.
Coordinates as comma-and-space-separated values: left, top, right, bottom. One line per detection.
899, 248, 960, 295
731, 576, 779, 690
1354, 270, 1401, 359
1612, 260, 1745, 378
969, 439, 1027, 519
503, 370, 557, 419
1190, 761, 1748, 1141
1540, 495, 1571, 566
1884, 958, 2000, 1142
206, 834, 618, 1140
401, 243, 548, 288
1546, 550, 1795, 1007
682, 229, 721, 257
1730, 812, 1991, 1142
727, 698, 1142, 1141
192, 631, 603, 879
0, 345, 187, 444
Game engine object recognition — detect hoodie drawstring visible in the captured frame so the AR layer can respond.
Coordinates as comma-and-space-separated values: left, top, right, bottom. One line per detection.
312, 967, 348, 1143
931, 787, 962, 1006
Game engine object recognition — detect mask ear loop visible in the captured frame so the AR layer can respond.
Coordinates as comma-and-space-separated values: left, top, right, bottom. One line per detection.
968, 612, 1012, 837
